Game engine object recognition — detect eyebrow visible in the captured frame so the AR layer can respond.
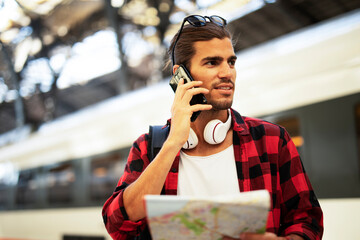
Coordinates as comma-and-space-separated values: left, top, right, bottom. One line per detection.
229, 55, 238, 61
201, 55, 237, 62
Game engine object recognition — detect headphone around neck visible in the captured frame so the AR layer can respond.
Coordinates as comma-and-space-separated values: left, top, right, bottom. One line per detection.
183, 109, 232, 149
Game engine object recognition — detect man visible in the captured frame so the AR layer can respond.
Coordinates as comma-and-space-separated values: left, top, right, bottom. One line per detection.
102, 15, 323, 240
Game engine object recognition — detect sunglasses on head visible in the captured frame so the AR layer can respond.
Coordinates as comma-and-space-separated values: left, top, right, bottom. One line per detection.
171, 15, 227, 66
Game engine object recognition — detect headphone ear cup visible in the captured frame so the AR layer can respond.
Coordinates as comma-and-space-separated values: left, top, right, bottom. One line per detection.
204, 120, 226, 144
204, 109, 232, 145
183, 128, 198, 149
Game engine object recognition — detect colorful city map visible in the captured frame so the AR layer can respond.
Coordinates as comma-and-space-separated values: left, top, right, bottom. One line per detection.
145, 190, 270, 240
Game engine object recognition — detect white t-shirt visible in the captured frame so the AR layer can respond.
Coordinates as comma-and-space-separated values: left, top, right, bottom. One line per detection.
177, 145, 240, 197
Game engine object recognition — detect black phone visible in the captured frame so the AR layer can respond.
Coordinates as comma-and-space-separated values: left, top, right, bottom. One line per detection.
169, 64, 207, 122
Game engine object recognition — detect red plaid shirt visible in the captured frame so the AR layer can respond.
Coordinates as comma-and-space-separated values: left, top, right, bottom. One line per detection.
102, 109, 323, 240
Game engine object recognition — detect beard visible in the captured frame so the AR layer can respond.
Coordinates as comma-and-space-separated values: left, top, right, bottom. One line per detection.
207, 98, 233, 110
206, 79, 235, 110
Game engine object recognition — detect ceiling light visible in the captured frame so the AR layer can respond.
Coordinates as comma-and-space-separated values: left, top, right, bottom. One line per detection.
111, 0, 124, 8
159, 2, 170, 12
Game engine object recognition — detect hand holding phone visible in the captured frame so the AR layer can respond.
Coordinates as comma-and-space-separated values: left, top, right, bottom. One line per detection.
169, 65, 207, 122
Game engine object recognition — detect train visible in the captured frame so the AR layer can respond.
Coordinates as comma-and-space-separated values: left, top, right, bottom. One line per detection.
0, 9, 359, 240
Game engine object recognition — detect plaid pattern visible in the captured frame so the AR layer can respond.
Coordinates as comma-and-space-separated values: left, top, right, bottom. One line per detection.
102, 109, 323, 240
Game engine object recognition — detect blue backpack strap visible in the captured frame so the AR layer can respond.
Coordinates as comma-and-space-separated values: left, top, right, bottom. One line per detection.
147, 125, 170, 162
140, 125, 169, 240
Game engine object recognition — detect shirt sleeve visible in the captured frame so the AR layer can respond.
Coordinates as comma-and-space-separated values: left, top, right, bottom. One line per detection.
102, 133, 150, 240
278, 127, 324, 240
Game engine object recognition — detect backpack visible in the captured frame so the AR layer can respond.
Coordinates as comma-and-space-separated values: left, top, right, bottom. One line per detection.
147, 125, 170, 162
135, 125, 170, 240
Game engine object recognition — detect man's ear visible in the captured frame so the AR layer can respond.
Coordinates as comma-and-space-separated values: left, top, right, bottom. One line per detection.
172, 65, 180, 74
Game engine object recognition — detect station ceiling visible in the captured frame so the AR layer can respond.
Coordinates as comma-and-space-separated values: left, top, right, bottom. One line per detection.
0, 0, 359, 135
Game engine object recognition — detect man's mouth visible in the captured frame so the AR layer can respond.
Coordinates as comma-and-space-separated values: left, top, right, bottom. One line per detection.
215, 83, 233, 90
214, 84, 233, 96
217, 86, 232, 90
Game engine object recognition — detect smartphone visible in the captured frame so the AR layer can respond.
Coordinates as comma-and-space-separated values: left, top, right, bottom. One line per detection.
169, 64, 207, 122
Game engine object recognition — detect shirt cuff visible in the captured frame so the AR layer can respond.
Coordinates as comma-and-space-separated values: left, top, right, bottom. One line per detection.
285, 237, 295, 240
119, 218, 147, 233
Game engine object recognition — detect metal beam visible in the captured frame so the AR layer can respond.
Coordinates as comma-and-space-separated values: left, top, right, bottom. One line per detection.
0, 40, 25, 129
104, 0, 128, 94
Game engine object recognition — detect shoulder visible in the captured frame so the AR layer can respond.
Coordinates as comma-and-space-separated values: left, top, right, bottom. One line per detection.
129, 133, 149, 157
247, 117, 285, 142
231, 109, 289, 143
131, 123, 169, 156
231, 108, 279, 129
243, 117, 294, 153
243, 116, 283, 133
133, 133, 149, 148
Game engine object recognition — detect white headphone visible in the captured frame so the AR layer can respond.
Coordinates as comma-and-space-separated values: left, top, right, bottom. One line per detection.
183, 109, 232, 149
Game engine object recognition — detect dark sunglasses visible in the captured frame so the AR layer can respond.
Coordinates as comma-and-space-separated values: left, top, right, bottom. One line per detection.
171, 15, 227, 66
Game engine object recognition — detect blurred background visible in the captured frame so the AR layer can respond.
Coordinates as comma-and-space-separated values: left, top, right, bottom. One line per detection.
0, 0, 359, 239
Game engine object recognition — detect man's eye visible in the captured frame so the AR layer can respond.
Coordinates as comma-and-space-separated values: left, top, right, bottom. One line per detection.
229, 60, 236, 66
206, 60, 217, 65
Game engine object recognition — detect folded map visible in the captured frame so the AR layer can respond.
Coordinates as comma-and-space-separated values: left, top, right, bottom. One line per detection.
144, 190, 270, 240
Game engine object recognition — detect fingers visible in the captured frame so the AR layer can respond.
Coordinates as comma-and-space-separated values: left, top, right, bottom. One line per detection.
175, 79, 208, 99
240, 232, 279, 240
177, 77, 204, 89
169, 78, 211, 147
222, 236, 238, 240
191, 103, 212, 112
173, 78, 211, 112
175, 79, 209, 106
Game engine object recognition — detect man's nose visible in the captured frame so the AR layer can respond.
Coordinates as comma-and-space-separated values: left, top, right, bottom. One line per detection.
218, 62, 233, 79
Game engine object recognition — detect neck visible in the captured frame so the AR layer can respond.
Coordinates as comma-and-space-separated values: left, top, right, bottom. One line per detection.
190, 108, 230, 137
184, 108, 233, 156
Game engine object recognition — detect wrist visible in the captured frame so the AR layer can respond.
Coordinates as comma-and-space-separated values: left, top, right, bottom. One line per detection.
284, 236, 300, 240
163, 137, 183, 151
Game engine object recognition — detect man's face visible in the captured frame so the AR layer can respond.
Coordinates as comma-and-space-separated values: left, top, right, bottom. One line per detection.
189, 37, 237, 110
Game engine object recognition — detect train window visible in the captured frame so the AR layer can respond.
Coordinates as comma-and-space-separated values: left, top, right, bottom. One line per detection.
0, 183, 7, 209
89, 150, 127, 202
0, 162, 18, 209
15, 169, 38, 207
275, 117, 304, 150
46, 162, 76, 204
355, 103, 360, 175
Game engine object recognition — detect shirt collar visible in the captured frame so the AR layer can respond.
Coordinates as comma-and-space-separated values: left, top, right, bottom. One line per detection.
230, 108, 250, 136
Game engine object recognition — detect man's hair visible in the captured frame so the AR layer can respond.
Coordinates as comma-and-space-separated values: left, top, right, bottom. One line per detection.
166, 22, 233, 72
